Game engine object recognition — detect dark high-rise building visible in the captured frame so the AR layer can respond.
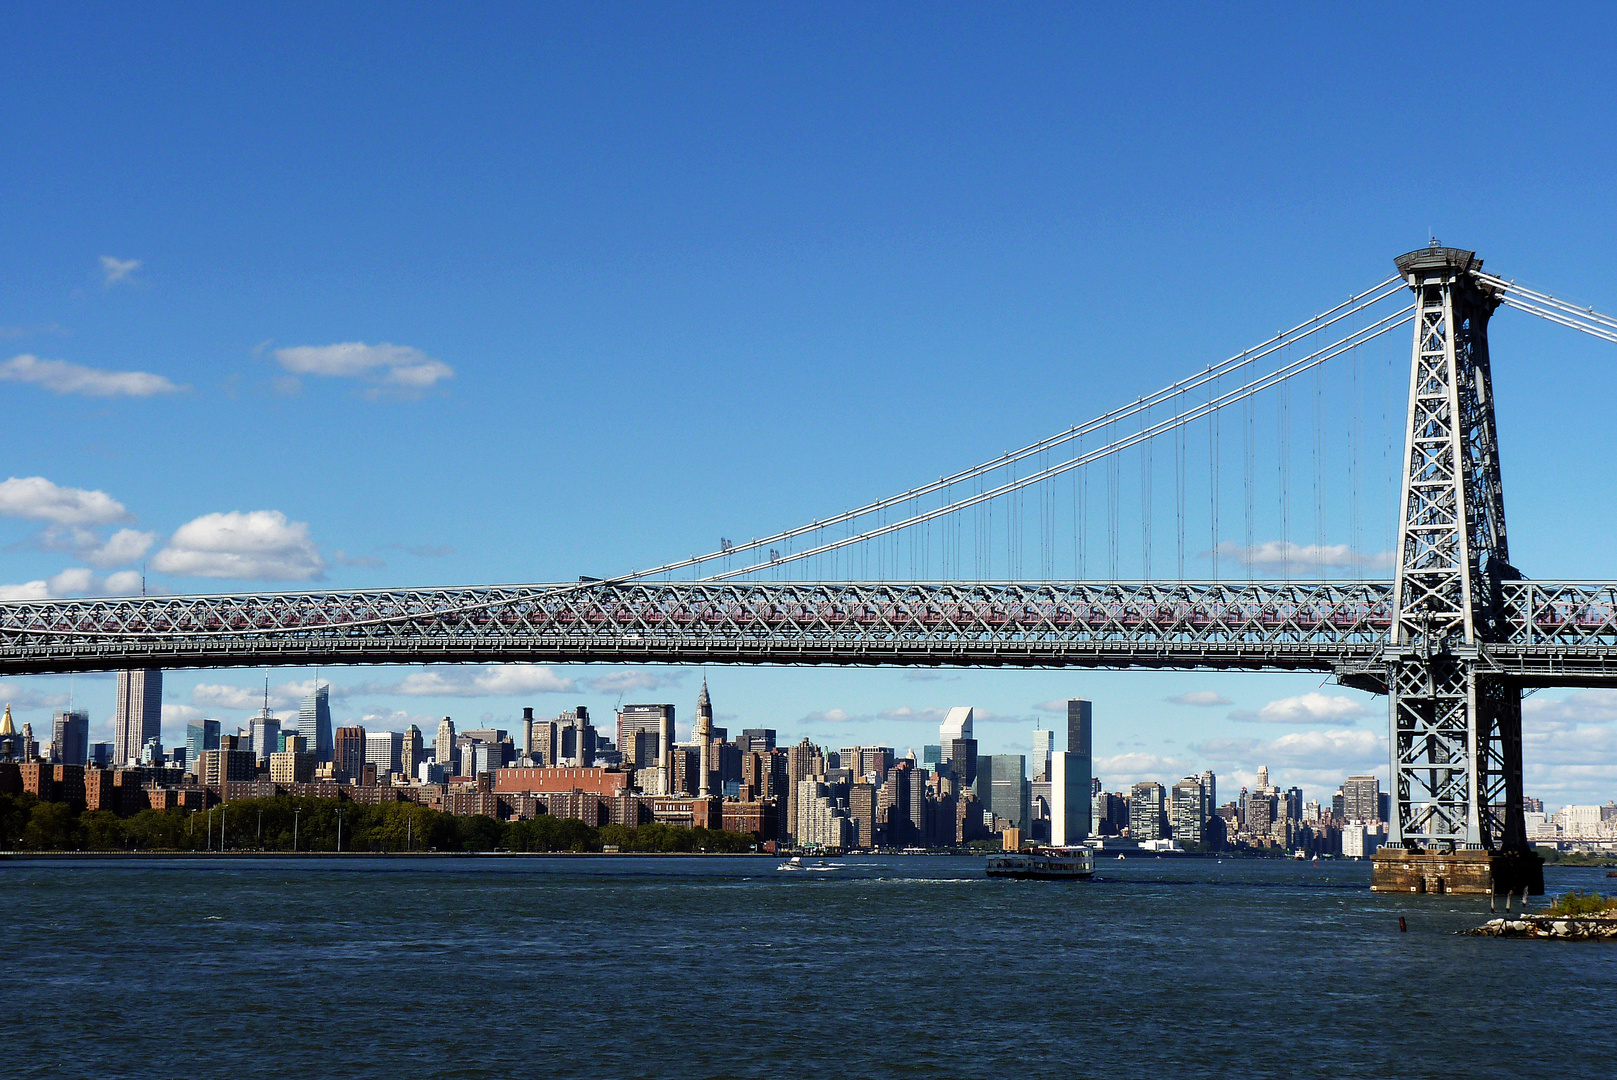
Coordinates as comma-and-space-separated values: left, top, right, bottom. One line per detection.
949, 738, 978, 787
987, 755, 1029, 831
737, 728, 776, 756
186, 719, 221, 775
300, 685, 334, 763
334, 726, 367, 781
112, 669, 163, 766
1245, 788, 1275, 837
849, 781, 878, 849
401, 725, 423, 778
1342, 775, 1381, 822
51, 709, 89, 766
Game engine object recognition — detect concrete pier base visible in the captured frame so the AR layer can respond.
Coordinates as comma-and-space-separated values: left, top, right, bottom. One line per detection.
1370, 847, 1544, 895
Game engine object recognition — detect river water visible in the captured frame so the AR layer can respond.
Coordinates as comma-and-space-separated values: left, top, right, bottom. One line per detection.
5, 854, 1614, 1078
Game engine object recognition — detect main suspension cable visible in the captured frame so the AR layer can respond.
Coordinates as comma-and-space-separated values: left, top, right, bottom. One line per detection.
621, 277, 1406, 583
703, 305, 1415, 580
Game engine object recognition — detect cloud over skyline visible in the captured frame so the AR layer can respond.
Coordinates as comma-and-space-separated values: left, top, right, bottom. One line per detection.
1230, 692, 1371, 725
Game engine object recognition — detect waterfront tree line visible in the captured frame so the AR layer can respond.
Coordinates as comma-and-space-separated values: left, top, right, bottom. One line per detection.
0, 792, 755, 854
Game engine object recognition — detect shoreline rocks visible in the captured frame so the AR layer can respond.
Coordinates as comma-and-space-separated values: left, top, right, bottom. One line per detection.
1464, 914, 1617, 939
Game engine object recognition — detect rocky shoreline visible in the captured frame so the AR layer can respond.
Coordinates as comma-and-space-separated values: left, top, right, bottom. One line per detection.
1464, 914, 1617, 940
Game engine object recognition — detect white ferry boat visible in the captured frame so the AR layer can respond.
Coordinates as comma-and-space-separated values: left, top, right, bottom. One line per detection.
985, 846, 1095, 880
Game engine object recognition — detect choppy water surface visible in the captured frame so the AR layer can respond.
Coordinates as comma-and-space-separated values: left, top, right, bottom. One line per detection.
5, 854, 1615, 1078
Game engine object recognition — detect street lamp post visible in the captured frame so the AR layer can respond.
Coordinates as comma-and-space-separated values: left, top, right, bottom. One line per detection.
293, 807, 301, 852
336, 808, 344, 854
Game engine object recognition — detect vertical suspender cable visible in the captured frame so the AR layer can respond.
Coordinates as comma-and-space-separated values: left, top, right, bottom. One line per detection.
1278, 375, 1290, 582
1243, 393, 1254, 579
1315, 363, 1325, 579
1142, 402, 1153, 581
1176, 388, 1186, 579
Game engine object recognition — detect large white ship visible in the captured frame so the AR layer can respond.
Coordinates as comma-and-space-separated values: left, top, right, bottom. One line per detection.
985, 846, 1095, 880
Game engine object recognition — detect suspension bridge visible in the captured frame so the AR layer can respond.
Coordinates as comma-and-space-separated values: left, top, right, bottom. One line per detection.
4, 243, 1616, 892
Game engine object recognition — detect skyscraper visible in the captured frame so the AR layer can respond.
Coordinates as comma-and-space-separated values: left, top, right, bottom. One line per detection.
1049, 698, 1093, 845
365, 730, 402, 778
939, 707, 973, 763
52, 709, 89, 765
1130, 781, 1168, 840
1171, 776, 1208, 846
186, 718, 221, 774
436, 717, 456, 766
737, 728, 776, 755
300, 685, 334, 763
1030, 726, 1054, 781
334, 726, 366, 781
1200, 769, 1217, 813
401, 725, 423, 777
988, 755, 1029, 831
1342, 775, 1381, 822
112, 669, 163, 766
249, 714, 281, 765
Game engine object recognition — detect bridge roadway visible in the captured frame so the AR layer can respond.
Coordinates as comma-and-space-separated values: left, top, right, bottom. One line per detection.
3, 579, 1617, 685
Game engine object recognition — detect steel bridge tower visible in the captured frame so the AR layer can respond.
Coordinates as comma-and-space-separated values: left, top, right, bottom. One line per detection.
1372, 244, 1540, 894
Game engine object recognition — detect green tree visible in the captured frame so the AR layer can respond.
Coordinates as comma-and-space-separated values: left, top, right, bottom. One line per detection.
82, 810, 127, 850
23, 802, 85, 850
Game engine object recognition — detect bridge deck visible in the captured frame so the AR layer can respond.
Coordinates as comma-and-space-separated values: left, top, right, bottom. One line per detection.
1, 579, 1615, 681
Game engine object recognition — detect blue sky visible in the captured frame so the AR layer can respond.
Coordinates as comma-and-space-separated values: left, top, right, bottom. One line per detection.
4, 3, 1617, 804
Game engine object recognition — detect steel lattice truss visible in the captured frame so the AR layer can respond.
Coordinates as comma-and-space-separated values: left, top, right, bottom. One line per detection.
3, 578, 1617, 682
0, 580, 1398, 676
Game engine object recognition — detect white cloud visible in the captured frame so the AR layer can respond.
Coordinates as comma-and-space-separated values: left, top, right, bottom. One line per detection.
1208, 540, 1394, 573
1230, 692, 1371, 724
588, 670, 684, 694
152, 510, 325, 581
192, 684, 270, 710
384, 665, 577, 697
0, 477, 131, 525
162, 703, 206, 725
103, 570, 144, 594
84, 528, 155, 569
0, 678, 71, 710
273, 342, 453, 399
47, 567, 94, 595
880, 705, 949, 723
1167, 690, 1232, 707
1524, 690, 1617, 726
0, 355, 182, 397
804, 708, 857, 724
1092, 751, 1200, 789
0, 566, 144, 600
100, 256, 140, 284
0, 580, 50, 601
356, 708, 438, 733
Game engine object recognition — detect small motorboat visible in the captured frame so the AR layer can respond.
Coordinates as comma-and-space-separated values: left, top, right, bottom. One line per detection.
776, 856, 839, 872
